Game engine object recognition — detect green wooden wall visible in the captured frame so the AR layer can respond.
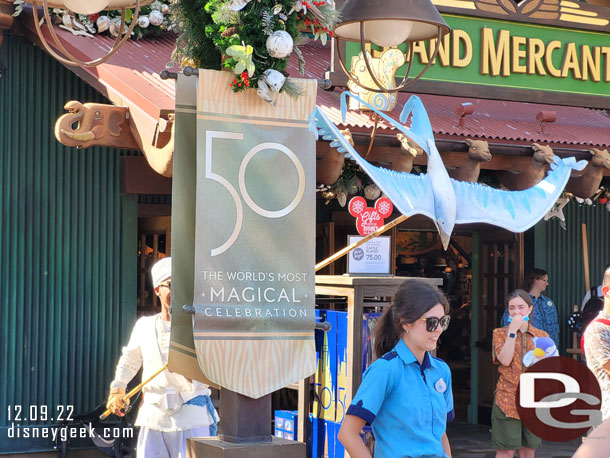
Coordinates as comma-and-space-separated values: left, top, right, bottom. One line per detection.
533, 200, 610, 353
0, 34, 138, 452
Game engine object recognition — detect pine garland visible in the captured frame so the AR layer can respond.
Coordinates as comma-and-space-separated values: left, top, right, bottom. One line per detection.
170, 0, 222, 69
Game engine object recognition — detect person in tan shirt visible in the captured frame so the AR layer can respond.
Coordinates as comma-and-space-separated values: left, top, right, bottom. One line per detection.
492, 289, 549, 458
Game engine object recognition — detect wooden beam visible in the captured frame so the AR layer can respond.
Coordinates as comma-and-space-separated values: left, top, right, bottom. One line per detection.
139, 204, 172, 218
121, 156, 172, 195
316, 141, 610, 176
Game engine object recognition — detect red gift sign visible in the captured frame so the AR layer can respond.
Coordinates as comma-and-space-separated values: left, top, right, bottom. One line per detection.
348, 196, 393, 236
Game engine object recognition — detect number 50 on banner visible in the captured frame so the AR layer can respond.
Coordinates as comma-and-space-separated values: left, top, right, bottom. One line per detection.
206, 131, 306, 256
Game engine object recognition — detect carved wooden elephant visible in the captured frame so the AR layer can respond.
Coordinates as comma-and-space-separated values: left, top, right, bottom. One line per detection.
55, 100, 175, 177
55, 101, 138, 150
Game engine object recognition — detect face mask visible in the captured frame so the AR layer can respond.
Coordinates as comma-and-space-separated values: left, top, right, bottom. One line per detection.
507, 315, 529, 323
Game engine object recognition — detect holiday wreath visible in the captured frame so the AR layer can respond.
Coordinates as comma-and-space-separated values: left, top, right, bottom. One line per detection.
170, 0, 340, 100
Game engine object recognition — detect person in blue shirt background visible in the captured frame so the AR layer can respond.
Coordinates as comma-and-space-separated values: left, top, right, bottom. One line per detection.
501, 268, 559, 348
338, 279, 454, 458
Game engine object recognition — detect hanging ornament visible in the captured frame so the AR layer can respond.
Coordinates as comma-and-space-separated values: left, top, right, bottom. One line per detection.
585, 198, 593, 205
575, 196, 584, 204
229, 0, 252, 11
138, 16, 150, 28
544, 197, 569, 222
606, 201, 610, 212
160, 3, 170, 15
288, 0, 306, 15
266, 31, 293, 58
599, 196, 608, 205
96, 15, 110, 33
364, 184, 381, 201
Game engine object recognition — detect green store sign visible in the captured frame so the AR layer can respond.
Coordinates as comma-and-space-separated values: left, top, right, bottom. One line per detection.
344, 14, 610, 108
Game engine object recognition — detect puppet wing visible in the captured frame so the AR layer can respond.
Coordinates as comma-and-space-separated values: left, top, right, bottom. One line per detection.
452, 156, 586, 232
311, 106, 436, 221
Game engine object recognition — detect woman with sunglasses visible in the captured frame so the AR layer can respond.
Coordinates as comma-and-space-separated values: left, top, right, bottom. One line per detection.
338, 279, 454, 458
492, 290, 550, 458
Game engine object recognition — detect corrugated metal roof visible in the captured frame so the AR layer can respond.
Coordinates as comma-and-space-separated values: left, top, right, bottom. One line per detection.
16, 14, 610, 149
17, 11, 176, 120
319, 91, 610, 148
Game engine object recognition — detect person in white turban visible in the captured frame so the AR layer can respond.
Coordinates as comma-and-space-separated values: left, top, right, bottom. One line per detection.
106, 257, 219, 458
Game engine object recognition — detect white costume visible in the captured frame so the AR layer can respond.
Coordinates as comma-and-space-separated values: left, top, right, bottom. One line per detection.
111, 315, 218, 457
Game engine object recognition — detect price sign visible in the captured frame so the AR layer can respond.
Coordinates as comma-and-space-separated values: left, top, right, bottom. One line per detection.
347, 235, 391, 275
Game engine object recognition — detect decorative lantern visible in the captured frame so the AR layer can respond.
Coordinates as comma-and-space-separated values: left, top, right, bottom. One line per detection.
332, 0, 449, 93
25, 0, 154, 67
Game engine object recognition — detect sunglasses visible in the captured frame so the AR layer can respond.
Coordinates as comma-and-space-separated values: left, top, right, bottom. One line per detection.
420, 315, 451, 332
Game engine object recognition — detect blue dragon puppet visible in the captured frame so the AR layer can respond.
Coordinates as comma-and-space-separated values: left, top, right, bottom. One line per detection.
311, 93, 587, 249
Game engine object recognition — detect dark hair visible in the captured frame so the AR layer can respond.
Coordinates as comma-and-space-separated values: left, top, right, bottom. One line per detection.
525, 268, 547, 291
506, 289, 533, 310
603, 264, 610, 288
374, 279, 449, 357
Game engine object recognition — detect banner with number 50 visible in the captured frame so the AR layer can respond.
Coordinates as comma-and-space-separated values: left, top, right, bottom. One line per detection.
191, 70, 317, 398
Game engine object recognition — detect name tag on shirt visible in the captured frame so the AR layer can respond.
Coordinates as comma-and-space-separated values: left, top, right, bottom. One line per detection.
435, 378, 447, 393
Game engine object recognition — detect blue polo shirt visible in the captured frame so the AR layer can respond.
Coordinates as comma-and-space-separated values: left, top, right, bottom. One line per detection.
346, 339, 454, 458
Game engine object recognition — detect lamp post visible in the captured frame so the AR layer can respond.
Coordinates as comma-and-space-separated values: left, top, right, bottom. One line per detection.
25, 0, 153, 67
332, 0, 450, 93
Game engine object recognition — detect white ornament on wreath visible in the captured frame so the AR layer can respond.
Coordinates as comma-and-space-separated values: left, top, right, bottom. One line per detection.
138, 16, 150, 28
109, 17, 128, 37
229, 0, 252, 11
61, 13, 72, 27
256, 69, 286, 105
160, 3, 170, 14
266, 31, 293, 58
96, 15, 110, 33
149, 10, 164, 27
